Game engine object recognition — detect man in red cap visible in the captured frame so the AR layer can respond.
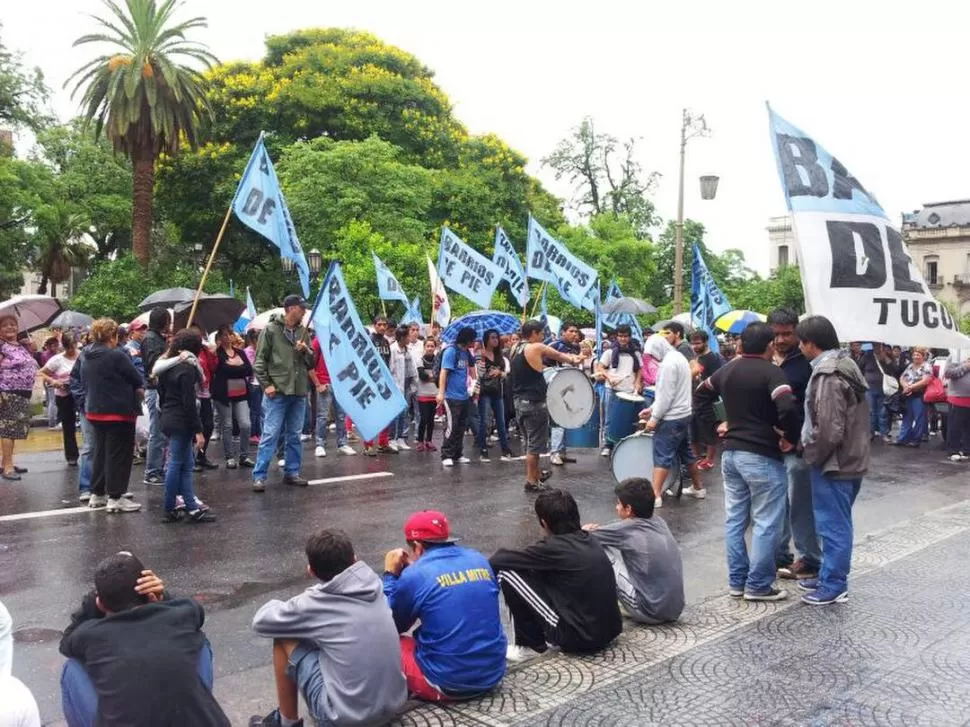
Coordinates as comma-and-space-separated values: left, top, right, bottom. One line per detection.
382, 510, 507, 702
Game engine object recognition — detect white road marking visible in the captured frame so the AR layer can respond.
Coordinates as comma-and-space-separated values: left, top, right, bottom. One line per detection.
307, 472, 394, 486
0, 506, 97, 522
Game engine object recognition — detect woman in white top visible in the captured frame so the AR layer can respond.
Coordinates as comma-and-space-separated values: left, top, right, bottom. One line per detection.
389, 325, 416, 449
38, 332, 80, 465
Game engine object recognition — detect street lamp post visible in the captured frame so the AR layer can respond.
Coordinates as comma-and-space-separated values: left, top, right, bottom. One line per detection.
673, 109, 713, 315
307, 248, 322, 280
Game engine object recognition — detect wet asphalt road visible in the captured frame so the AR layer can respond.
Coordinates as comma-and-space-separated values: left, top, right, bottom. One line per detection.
1, 431, 968, 724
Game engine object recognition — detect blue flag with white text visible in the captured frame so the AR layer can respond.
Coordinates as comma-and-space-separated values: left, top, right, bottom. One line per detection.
400, 296, 423, 326
492, 227, 529, 308
690, 245, 731, 354
234, 287, 257, 333
231, 133, 310, 297
438, 227, 502, 308
310, 262, 406, 441
372, 252, 410, 305
525, 215, 598, 303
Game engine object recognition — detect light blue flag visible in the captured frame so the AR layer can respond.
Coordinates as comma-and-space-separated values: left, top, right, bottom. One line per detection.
438, 227, 502, 308
525, 215, 598, 302
231, 133, 310, 297
554, 275, 598, 313
234, 287, 257, 333
371, 252, 410, 305
492, 227, 529, 308
594, 280, 603, 358
310, 261, 407, 441
400, 296, 423, 326
690, 245, 731, 354
601, 280, 643, 341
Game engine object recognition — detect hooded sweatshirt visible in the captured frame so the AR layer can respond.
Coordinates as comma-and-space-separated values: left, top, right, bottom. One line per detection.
644, 335, 691, 423
945, 357, 970, 408
252, 561, 407, 727
801, 349, 870, 479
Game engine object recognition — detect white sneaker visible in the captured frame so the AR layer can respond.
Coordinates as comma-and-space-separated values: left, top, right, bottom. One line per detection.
79, 491, 92, 503
338, 445, 356, 456
106, 497, 141, 513
315, 446, 326, 458
506, 644, 545, 663
277, 458, 286, 468
684, 487, 707, 499
88, 494, 107, 508
654, 496, 663, 509
500, 453, 515, 462
210, 432, 220, 441
387, 441, 400, 452
550, 453, 564, 466
949, 454, 964, 462
442, 458, 454, 468
300, 434, 312, 442
600, 447, 611, 457
395, 439, 411, 451
458, 456, 471, 464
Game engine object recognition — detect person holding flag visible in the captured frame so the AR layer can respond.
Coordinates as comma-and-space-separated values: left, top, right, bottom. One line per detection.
251, 295, 316, 492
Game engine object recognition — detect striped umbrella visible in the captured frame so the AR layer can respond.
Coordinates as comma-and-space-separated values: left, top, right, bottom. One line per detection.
714, 309, 767, 334
440, 310, 520, 344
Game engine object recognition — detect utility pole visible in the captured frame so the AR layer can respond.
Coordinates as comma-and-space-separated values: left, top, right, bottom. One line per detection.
672, 109, 711, 315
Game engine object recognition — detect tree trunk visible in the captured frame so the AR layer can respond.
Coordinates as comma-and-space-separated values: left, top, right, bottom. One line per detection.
37, 273, 49, 295
131, 148, 155, 267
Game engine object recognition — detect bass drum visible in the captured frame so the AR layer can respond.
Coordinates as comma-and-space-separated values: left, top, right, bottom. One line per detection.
610, 433, 654, 484
543, 368, 595, 429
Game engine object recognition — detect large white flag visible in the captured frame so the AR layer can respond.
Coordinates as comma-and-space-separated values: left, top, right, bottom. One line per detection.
426, 254, 451, 328
768, 105, 970, 348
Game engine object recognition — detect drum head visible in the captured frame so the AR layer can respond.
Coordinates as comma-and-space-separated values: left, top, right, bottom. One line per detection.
611, 433, 654, 484
616, 391, 645, 403
545, 368, 595, 429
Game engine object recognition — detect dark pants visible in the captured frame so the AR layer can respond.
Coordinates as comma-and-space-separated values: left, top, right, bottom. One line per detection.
90, 420, 135, 499
947, 404, 970, 455
441, 398, 469, 460
196, 399, 213, 462
497, 570, 557, 651
249, 383, 263, 438
55, 395, 79, 463
417, 400, 436, 443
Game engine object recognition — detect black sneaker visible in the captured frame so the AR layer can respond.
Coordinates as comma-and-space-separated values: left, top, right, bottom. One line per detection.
377, 445, 399, 455
283, 475, 309, 487
143, 474, 164, 485
198, 457, 219, 470
743, 587, 788, 602
187, 509, 216, 523
539, 469, 552, 482
249, 708, 303, 727
239, 457, 256, 468
161, 510, 183, 524
524, 481, 552, 493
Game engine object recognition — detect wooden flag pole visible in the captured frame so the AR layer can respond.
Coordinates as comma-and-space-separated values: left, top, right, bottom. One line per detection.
529, 281, 547, 319
186, 205, 233, 330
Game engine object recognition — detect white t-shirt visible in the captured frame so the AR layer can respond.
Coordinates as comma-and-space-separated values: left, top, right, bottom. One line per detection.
599, 350, 638, 393
0, 676, 41, 727
41, 353, 78, 397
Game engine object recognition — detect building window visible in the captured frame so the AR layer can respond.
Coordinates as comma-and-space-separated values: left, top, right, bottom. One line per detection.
925, 257, 940, 286
778, 245, 789, 267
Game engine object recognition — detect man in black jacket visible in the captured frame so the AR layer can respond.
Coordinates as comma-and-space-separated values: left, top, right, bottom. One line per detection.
60, 551, 229, 726
489, 489, 622, 661
142, 307, 170, 485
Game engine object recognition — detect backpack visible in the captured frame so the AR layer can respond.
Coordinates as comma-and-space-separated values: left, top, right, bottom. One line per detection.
431, 346, 447, 383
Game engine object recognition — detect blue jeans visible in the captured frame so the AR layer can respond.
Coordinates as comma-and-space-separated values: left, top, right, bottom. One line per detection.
776, 455, 821, 569
254, 394, 305, 481
288, 643, 334, 727
315, 388, 347, 448
144, 389, 168, 478
550, 425, 566, 454
61, 641, 213, 727
721, 450, 788, 594
164, 431, 201, 513
78, 412, 94, 493
652, 417, 694, 470
249, 383, 263, 438
393, 402, 411, 442
477, 392, 509, 453
898, 396, 927, 443
811, 467, 861, 594
865, 390, 888, 436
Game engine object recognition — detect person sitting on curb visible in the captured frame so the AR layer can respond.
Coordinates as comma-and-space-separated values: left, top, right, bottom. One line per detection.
584, 477, 685, 624
383, 511, 507, 702
489, 489, 622, 662
59, 552, 229, 727
1, 600, 41, 727
249, 530, 407, 727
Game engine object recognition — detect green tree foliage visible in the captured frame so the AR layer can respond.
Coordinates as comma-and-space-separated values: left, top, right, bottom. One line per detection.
0, 156, 50, 297
31, 203, 91, 296
0, 25, 51, 131
724, 264, 805, 315
68, 0, 217, 265
542, 117, 661, 239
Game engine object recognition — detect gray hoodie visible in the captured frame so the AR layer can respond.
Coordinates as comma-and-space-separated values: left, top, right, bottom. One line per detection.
252, 561, 407, 726
944, 357, 970, 401
644, 335, 691, 423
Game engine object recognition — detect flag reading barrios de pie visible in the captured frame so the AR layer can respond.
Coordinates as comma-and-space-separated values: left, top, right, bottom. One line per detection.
767, 105, 970, 348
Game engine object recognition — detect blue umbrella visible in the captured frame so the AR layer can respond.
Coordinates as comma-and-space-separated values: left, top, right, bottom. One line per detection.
440, 310, 520, 344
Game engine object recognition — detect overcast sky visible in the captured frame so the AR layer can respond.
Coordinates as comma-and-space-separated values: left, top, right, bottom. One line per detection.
6, 0, 970, 273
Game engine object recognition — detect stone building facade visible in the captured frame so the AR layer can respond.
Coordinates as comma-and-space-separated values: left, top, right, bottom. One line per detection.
902, 201, 970, 317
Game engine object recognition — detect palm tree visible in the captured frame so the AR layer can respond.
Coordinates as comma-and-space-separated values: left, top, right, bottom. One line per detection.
67, 0, 216, 266
34, 204, 91, 297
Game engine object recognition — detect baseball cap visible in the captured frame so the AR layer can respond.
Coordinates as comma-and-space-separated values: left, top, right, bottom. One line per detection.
403, 510, 458, 544
128, 319, 148, 332
282, 294, 308, 309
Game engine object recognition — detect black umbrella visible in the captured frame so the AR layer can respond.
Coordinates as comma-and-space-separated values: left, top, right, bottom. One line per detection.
172, 294, 245, 334
601, 296, 657, 315
138, 287, 198, 312
50, 310, 93, 329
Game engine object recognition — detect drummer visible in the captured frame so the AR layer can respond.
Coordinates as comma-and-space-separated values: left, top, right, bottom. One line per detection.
511, 320, 586, 492
596, 324, 643, 458
546, 322, 583, 467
